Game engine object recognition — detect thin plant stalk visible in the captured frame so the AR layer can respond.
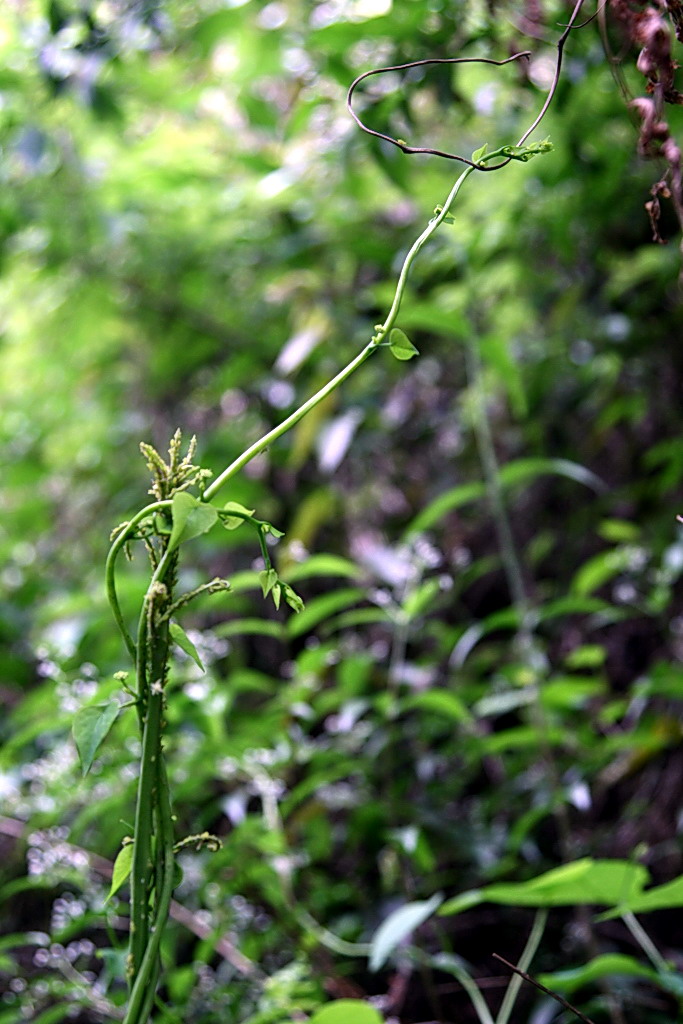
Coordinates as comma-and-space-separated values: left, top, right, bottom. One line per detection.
202, 165, 474, 502
495, 909, 547, 1024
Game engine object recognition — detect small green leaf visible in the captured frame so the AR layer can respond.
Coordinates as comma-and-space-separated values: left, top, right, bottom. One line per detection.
389, 328, 419, 361
282, 582, 304, 614
262, 523, 285, 538
310, 1002, 383, 1024
169, 622, 205, 671
501, 138, 553, 162
221, 501, 255, 530
272, 582, 282, 610
106, 843, 133, 903
154, 511, 172, 535
471, 142, 488, 162
168, 492, 218, 552
369, 893, 443, 972
259, 568, 278, 597
72, 701, 120, 776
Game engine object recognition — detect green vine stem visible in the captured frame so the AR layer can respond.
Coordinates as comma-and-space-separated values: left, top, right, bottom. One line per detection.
106, 140, 555, 1021
201, 162, 474, 502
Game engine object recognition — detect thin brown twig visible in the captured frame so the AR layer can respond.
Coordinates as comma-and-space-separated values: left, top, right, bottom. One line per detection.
347, 53, 530, 171
517, 0, 590, 146
347, 0, 589, 169
492, 953, 598, 1024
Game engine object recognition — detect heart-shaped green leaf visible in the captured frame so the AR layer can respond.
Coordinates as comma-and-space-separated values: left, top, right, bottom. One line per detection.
168, 492, 218, 552
72, 701, 120, 776
389, 328, 419, 361
221, 501, 255, 530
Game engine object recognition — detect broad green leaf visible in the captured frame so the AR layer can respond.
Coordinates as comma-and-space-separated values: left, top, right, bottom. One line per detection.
106, 843, 133, 903
598, 518, 640, 543
539, 954, 658, 996
369, 893, 443, 972
497, 457, 605, 493
403, 690, 474, 725
221, 500, 255, 530
563, 644, 607, 669
389, 328, 419, 361
168, 491, 218, 552
571, 546, 640, 596
474, 688, 538, 718
406, 458, 604, 536
215, 618, 286, 640
440, 859, 648, 916
283, 554, 363, 583
598, 872, 683, 918
309, 1001, 383, 1024
541, 676, 605, 710
72, 701, 120, 776
287, 588, 365, 638
321, 607, 391, 635
169, 622, 204, 671
406, 482, 486, 536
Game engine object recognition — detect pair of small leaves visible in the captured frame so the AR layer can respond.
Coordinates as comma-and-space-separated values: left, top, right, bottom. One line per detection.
472, 137, 553, 165
259, 568, 305, 614
220, 501, 285, 538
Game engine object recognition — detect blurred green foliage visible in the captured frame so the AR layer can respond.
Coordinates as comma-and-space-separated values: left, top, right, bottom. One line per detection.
2, 1, 683, 1021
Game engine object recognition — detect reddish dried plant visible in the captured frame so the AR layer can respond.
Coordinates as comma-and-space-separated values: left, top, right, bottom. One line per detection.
609, 1, 683, 242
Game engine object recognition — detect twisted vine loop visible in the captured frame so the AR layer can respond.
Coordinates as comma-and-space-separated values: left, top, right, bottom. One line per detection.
346, 0, 588, 167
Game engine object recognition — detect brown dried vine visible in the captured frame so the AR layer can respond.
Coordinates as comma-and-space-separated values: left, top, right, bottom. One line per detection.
607, 0, 683, 243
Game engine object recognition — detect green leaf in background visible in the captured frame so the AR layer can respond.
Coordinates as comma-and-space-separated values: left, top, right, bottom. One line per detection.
597, 873, 683, 919
221, 500, 255, 530
440, 859, 649, 916
388, 328, 419, 361
72, 701, 120, 776
571, 546, 641, 596
308, 1001, 383, 1024
287, 588, 365, 638
169, 622, 204, 672
402, 689, 474, 725
282, 554, 363, 583
538, 953, 658, 996
106, 842, 134, 903
369, 893, 443, 972
406, 457, 604, 536
168, 492, 218, 552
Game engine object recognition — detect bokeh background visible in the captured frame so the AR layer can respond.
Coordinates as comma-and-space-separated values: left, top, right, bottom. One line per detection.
2, 1, 683, 1021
